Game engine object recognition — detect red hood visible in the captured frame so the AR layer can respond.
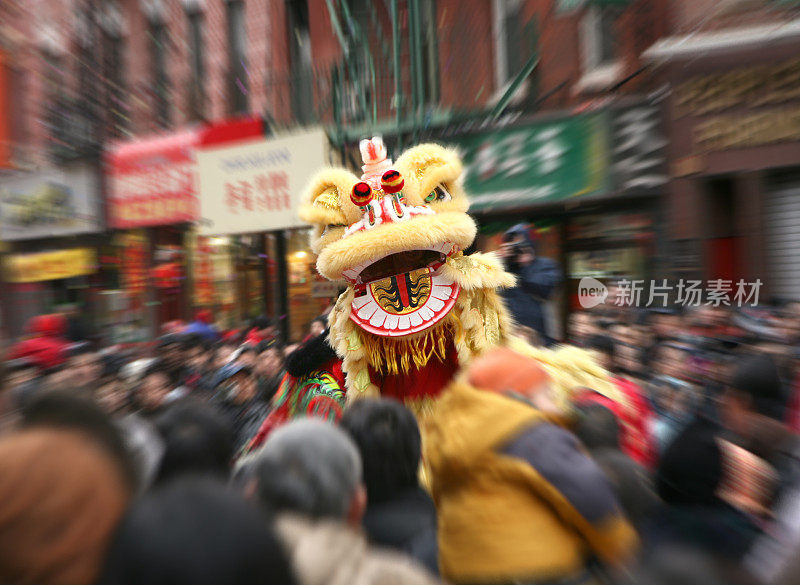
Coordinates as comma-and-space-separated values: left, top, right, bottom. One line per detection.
27, 314, 67, 337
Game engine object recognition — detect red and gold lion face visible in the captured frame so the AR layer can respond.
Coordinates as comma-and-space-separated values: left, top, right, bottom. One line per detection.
300, 139, 477, 339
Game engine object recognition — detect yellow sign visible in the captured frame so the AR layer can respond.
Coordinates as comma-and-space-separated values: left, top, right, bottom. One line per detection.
4, 248, 96, 283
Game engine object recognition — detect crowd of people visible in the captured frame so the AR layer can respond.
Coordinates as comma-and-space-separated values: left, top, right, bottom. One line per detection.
2, 290, 800, 585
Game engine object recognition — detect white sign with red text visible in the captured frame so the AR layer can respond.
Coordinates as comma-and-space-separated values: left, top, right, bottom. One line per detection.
197, 128, 327, 235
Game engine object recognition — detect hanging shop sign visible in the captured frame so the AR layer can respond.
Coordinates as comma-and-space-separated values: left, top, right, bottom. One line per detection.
669, 47, 800, 176
675, 56, 800, 152
107, 127, 201, 228
3, 248, 96, 283
193, 236, 215, 306
197, 128, 328, 235
451, 113, 609, 212
120, 231, 148, 296
0, 165, 101, 240
609, 103, 668, 191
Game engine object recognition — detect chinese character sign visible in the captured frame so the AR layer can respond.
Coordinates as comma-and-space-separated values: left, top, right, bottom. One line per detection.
107, 128, 201, 229
197, 128, 327, 235
450, 113, 609, 211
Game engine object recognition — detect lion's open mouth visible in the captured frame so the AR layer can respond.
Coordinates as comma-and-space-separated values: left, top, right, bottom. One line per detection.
342, 242, 457, 286
347, 242, 461, 337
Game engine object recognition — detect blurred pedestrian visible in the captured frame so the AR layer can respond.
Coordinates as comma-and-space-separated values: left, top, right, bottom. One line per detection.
183, 309, 220, 342
153, 400, 235, 484
498, 224, 562, 346
255, 341, 285, 403
212, 363, 270, 456
98, 478, 296, 585
646, 418, 763, 560
245, 329, 344, 452
6, 314, 69, 371
426, 347, 637, 585
0, 427, 131, 585
236, 420, 438, 585
341, 399, 439, 575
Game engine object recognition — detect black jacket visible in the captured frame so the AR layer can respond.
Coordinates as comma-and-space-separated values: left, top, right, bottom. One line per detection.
362, 486, 439, 576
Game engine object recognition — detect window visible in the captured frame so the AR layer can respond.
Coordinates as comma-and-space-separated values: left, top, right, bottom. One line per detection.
287, 0, 313, 123
576, 5, 623, 93
226, 0, 248, 115
493, 0, 538, 108
102, 31, 126, 138
581, 6, 620, 72
149, 19, 170, 128
187, 8, 205, 120
419, 0, 440, 105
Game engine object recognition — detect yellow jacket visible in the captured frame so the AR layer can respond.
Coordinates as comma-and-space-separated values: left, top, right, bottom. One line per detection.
424, 381, 637, 584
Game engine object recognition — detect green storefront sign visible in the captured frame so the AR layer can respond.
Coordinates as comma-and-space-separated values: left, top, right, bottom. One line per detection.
450, 112, 609, 212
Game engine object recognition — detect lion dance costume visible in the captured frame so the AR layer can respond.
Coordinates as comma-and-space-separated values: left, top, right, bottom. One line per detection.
248, 137, 652, 466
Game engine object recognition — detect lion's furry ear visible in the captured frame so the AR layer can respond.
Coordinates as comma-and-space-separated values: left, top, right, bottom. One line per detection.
394, 144, 468, 212
299, 168, 361, 253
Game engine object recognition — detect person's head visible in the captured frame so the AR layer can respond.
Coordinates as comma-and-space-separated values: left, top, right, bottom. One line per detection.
98, 478, 296, 585
574, 402, 621, 451
655, 344, 691, 379
235, 345, 258, 369
465, 347, 556, 412
154, 400, 235, 484
586, 334, 616, 373
181, 334, 205, 365
95, 376, 130, 415
340, 399, 421, 503
0, 428, 131, 585
656, 419, 722, 507
256, 344, 284, 379
653, 310, 682, 340
501, 224, 537, 265
137, 363, 173, 414
5, 358, 38, 391
195, 309, 214, 325
18, 390, 137, 489
309, 317, 327, 338
720, 353, 788, 438
215, 365, 257, 405
236, 419, 365, 527
252, 316, 276, 339
569, 311, 594, 343
214, 342, 236, 369
67, 346, 102, 388
157, 334, 184, 373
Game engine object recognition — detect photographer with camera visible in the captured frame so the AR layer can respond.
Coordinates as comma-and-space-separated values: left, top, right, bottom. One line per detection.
498, 224, 563, 346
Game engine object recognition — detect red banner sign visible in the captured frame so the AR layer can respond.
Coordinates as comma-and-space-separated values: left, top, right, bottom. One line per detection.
107, 128, 201, 228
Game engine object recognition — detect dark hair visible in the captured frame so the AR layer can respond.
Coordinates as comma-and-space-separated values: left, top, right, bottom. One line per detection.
181, 333, 205, 351
730, 353, 788, 420
656, 419, 722, 506
68, 343, 96, 358
141, 361, 171, 383
312, 316, 327, 326
19, 391, 136, 489
238, 345, 258, 357
340, 398, 421, 503
574, 403, 620, 450
257, 340, 282, 355
98, 478, 296, 585
156, 334, 183, 350
586, 334, 616, 359
251, 316, 273, 331
153, 400, 236, 484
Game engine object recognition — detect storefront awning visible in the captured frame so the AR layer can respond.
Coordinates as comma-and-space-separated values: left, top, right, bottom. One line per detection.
106, 127, 202, 229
